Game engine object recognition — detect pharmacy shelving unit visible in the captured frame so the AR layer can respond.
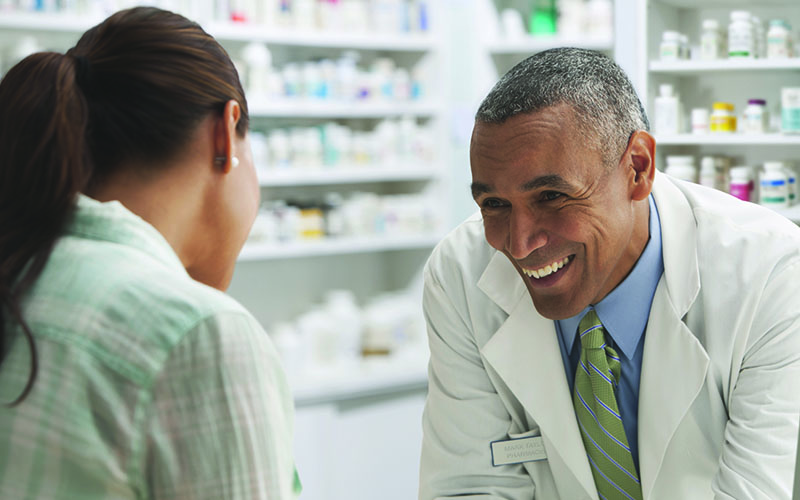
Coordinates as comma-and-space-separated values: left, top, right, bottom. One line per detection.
638, 0, 800, 225
0, 7, 446, 389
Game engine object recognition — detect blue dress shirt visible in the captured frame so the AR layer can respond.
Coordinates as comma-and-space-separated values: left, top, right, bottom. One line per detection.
555, 195, 663, 471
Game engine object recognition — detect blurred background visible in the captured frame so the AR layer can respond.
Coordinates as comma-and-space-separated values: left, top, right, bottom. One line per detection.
2, 0, 800, 498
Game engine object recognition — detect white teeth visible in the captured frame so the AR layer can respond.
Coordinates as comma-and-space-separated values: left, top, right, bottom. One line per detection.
523, 256, 571, 279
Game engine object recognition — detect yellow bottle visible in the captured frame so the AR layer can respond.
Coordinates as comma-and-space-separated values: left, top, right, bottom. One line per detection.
710, 102, 737, 132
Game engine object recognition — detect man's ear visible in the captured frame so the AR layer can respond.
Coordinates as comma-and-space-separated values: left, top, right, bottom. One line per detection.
213, 100, 242, 174
622, 130, 656, 201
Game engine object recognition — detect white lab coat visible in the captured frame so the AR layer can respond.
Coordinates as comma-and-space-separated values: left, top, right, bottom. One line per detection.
420, 172, 800, 500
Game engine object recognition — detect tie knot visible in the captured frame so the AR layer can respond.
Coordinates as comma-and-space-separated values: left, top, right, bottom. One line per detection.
578, 310, 606, 350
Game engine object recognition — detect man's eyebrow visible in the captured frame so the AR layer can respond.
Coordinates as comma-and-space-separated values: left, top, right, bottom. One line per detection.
470, 182, 492, 199
520, 175, 574, 192
470, 175, 575, 199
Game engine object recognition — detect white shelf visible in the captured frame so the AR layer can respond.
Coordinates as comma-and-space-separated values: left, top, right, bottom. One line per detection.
258, 165, 439, 186
0, 13, 100, 33
239, 233, 441, 261
650, 58, 800, 74
0, 15, 436, 53
208, 22, 436, 51
653, 0, 798, 7
655, 133, 800, 145
249, 99, 440, 118
487, 34, 613, 54
291, 356, 428, 406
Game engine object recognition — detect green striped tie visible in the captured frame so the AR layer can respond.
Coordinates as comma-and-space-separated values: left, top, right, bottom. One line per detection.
573, 310, 643, 500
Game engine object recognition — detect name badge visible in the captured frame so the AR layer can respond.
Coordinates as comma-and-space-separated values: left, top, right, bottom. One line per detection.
491, 435, 547, 466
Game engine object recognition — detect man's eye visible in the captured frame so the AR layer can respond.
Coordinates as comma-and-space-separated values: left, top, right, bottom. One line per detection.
542, 191, 563, 201
482, 198, 507, 209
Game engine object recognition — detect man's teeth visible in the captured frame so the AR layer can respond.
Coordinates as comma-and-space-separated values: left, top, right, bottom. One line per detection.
523, 256, 571, 279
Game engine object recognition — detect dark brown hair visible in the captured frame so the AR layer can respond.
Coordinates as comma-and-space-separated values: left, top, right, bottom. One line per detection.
0, 7, 248, 405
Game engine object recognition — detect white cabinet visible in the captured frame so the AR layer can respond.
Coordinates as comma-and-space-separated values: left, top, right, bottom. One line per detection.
638, 0, 800, 223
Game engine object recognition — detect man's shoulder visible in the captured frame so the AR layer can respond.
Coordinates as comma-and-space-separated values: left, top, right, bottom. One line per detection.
677, 180, 800, 257
426, 211, 496, 282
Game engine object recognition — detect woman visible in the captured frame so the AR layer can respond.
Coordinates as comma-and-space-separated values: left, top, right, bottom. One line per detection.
0, 7, 299, 499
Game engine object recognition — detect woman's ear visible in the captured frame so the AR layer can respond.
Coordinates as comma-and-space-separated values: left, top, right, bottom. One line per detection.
213, 100, 241, 174
623, 130, 656, 201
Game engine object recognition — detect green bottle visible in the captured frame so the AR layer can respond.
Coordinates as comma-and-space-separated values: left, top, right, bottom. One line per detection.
529, 0, 557, 35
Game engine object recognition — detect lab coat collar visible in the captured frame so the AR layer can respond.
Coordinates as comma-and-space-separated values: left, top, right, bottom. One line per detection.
477, 250, 526, 316
637, 172, 709, 498
649, 171, 701, 318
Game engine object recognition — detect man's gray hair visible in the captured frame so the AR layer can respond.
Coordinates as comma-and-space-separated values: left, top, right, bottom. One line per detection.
476, 47, 649, 167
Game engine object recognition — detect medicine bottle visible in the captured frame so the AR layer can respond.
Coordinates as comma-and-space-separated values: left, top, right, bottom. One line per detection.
654, 84, 682, 134
767, 19, 792, 59
714, 157, 731, 192
679, 34, 690, 59
742, 99, 768, 134
784, 164, 798, 206
691, 108, 709, 134
729, 166, 754, 202
782, 88, 800, 134
699, 157, 716, 188
760, 162, 790, 208
728, 10, 754, 58
660, 31, 682, 60
751, 16, 765, 58
700, 19, 722, 60
665, 155, 697, 183
710, 102, 736, 133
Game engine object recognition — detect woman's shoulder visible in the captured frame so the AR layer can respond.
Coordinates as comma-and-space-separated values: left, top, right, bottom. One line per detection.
25, 236, 262, 388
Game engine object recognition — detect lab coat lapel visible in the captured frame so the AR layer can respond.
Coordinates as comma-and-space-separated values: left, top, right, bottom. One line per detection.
478, 252, 599, 500
638, 174, 710, 499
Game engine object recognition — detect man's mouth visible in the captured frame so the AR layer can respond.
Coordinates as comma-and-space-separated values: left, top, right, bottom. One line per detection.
521, 255, 572, 279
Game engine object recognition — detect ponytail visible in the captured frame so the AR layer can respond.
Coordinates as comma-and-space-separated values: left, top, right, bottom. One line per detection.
0, 52, 91, 406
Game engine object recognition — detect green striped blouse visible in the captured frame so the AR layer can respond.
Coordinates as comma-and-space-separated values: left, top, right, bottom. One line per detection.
0, 195, 300, 499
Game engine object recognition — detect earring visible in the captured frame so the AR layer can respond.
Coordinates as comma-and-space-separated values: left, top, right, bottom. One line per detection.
214, 156, 239, 168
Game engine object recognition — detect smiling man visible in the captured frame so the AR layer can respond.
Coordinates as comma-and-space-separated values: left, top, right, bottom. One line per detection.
419, 48, 800, 500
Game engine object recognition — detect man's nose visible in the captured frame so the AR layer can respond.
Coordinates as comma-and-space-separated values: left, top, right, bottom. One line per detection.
507, 207, 548, 260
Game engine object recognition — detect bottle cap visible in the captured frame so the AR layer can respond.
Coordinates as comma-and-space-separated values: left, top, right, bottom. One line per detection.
659, 83, 674, 96
731, 11, 751, 21
662, 30, 681, 41
730, 166, 752, 179
747, 99, 766, 106
712, 102, 734, 111
702, 19, 719, 30
764, 161, 785, 170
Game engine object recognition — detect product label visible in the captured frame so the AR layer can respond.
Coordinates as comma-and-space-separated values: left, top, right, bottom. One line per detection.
782, 109, 800, 133
711, 116, 736, 132
729, 30, 753, 57
730, 183, 751, 202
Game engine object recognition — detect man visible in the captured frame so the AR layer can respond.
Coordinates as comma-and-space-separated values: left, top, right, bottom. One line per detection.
419, 48, 800, 500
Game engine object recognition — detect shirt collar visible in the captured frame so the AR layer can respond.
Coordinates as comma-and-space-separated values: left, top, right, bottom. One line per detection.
558, 195, 664, 360
66, 194, 188, 274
